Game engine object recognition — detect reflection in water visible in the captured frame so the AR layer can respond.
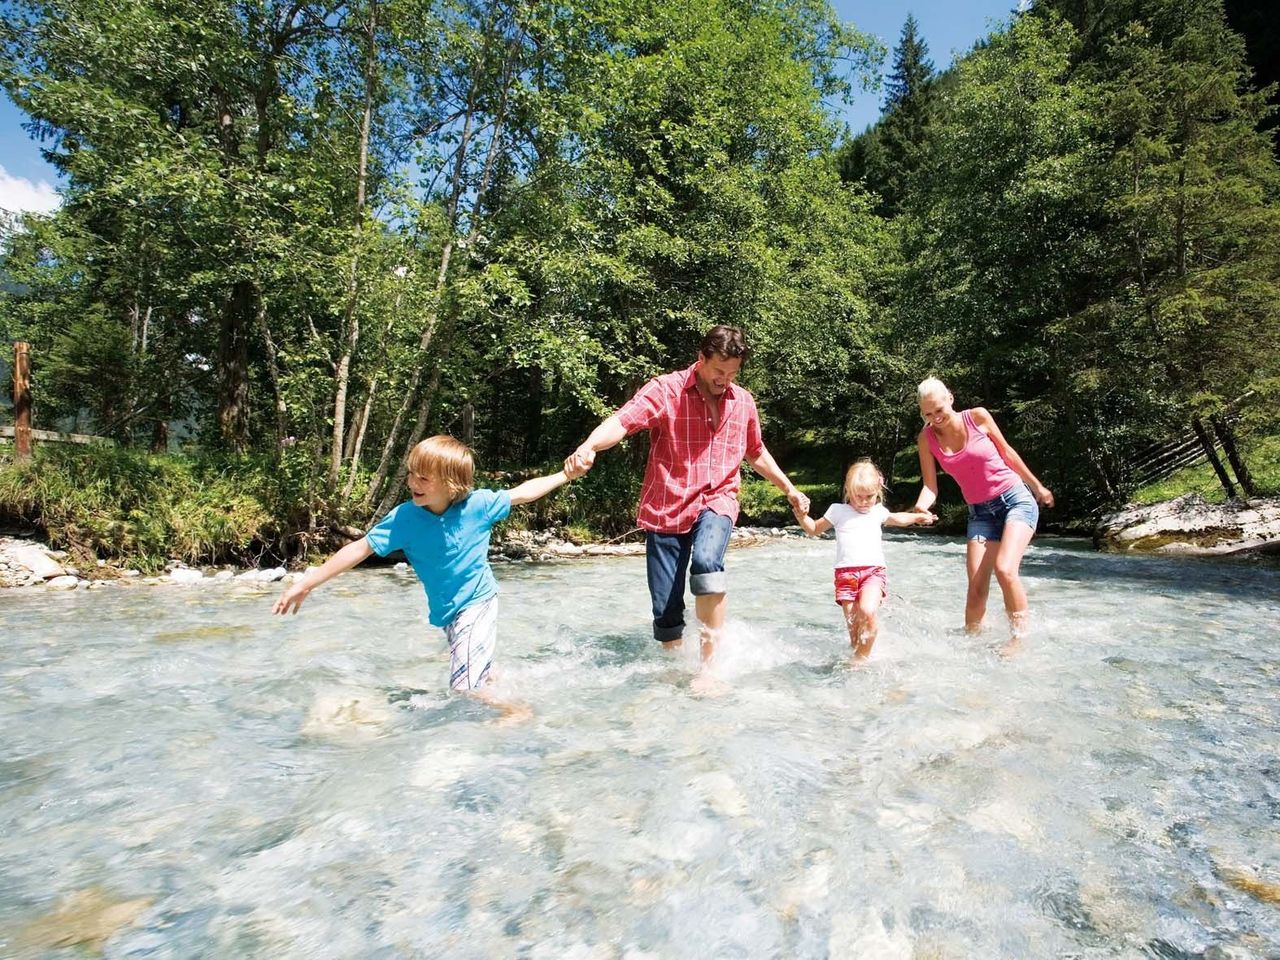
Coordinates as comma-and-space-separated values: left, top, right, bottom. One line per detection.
1, 534, 1278, 957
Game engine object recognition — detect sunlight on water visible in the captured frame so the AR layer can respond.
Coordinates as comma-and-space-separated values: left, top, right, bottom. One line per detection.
2, 534, 1278, 958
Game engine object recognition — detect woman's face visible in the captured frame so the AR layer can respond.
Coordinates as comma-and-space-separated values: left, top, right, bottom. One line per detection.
919, 390, 955, 428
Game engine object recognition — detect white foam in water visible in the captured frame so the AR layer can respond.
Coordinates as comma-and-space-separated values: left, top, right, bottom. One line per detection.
1, 536, 1279, 957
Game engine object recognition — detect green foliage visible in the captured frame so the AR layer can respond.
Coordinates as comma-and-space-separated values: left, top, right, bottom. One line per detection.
0, 446, 316, 570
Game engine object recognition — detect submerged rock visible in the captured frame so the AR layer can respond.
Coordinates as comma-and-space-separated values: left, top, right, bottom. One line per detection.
1096, 494, 1280, 558
15, 887, 151, 951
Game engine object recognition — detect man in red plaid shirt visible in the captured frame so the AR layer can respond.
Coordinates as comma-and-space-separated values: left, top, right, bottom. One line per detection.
567, 326, 809, 671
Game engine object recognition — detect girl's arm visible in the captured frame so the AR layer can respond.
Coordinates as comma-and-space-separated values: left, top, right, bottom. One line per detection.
273, 537, 374, 615
508, 467, 580, 507
971, 407, 1055, 507
885, 510, 935, 527
912, 430, 940, 513
791, 506, 832, 537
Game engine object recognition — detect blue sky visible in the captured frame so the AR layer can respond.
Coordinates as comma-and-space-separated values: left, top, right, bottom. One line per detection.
0, 1, 1018, 215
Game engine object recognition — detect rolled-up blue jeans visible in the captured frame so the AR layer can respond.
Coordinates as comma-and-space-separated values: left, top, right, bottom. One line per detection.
645, 508, 733, 642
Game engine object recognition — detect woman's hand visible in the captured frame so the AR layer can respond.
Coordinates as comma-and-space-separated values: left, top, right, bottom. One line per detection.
1034, 485, 1055, 508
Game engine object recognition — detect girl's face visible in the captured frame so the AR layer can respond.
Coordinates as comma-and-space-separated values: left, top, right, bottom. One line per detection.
919, 391, 955, 428
848, 487, 879, 513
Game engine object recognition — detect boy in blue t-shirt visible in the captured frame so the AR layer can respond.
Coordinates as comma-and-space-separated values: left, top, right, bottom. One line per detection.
274, 434, 583, 699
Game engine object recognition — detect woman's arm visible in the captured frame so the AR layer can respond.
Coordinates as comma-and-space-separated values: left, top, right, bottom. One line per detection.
912, 430, 939, 513
971, 407, 1054, 507
885, 510, 934, 528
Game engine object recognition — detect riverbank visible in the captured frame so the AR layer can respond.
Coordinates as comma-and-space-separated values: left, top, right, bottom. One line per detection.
0, 526, 806, 589
1095, 493, 1280, 558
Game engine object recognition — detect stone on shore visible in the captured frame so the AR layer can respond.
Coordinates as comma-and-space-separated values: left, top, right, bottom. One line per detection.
8, 544, 66, 580
1096, 494, 1280, 558
168, 568, 205, 584
46, 575, 80, 590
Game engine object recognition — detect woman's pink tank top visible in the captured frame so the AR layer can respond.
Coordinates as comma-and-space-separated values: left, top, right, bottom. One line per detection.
926, 410, 1019, 505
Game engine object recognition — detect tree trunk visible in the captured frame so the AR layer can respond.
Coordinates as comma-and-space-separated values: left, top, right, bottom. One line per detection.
1190, 417, 1236, 499
329, 0, 379, 492
1210, 415, 1256, 498
217, 279, 254, 451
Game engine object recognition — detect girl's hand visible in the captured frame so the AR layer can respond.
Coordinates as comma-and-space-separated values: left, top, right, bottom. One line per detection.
913, 510, 936, 525
1035, 486, 1055, 508
273, 580, 312, 615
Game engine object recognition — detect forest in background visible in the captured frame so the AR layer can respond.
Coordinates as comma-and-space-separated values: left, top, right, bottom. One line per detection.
0, 0, 1277, 567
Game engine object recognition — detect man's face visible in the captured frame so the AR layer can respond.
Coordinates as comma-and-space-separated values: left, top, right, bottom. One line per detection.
697, 352, 743, 396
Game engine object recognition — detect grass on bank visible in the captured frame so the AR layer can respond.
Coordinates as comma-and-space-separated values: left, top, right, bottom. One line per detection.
0, 445, 304, 572
1128, 432, 1280, 506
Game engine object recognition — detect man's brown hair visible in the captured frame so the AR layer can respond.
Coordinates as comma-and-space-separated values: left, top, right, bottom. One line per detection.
406, 435, 474, 505
699, 325, 750, 363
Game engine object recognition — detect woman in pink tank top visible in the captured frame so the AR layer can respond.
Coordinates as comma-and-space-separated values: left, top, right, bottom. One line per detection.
910, 378, 1054, 648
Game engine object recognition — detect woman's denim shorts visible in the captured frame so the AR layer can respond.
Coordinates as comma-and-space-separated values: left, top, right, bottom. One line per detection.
967, 482, 1039, 542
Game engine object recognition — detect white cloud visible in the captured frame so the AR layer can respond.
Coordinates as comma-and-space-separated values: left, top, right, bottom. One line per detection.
0, 165, 61, 216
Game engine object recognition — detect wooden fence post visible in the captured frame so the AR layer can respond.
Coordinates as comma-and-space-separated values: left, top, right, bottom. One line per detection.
13, 341, 32, 463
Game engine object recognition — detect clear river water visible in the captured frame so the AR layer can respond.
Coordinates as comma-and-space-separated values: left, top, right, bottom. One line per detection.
2, 533, 1278, 958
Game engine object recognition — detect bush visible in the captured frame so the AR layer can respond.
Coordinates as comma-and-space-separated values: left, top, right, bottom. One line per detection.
0, 445, 312, 571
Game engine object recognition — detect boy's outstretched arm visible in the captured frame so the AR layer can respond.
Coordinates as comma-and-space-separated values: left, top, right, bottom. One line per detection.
886, 510, 935, 527
273, 537, 374, 615
508, 466, 580, 507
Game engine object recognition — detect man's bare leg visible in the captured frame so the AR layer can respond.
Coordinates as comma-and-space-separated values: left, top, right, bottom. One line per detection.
690, 592, 728, 696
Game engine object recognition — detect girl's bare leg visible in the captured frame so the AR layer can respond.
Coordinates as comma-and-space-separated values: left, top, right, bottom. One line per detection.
853, 584, 884, 659
993, 521, 1036, 655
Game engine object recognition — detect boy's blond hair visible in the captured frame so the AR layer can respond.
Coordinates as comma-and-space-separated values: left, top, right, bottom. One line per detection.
407, 435, 474, 504
844, 459, 885, 504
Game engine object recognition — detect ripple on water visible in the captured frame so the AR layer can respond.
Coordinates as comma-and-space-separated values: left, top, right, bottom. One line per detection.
1, 537, 1278, 957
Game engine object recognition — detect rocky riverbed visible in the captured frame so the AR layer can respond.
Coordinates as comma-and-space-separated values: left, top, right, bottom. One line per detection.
0, 526, 804, 590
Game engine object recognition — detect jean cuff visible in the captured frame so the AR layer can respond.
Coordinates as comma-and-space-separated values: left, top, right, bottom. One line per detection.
653, 622, 685, 642
690, 571, 727, 595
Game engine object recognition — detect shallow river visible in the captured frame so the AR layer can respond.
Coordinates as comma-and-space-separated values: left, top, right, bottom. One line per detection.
2, 533, 1279, 958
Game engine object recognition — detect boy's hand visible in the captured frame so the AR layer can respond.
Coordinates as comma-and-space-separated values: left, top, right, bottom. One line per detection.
273, 580, 312, 615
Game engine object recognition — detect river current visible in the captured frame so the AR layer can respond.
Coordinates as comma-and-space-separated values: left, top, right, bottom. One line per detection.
2, 533, 1278, 958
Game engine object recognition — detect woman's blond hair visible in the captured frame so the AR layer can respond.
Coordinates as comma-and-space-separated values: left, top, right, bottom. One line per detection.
406, 435, 474, 504
844, 459, 885, 505
917, 376, 950, 401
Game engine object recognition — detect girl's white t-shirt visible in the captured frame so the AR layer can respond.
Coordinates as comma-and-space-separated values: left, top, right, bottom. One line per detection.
822, 502, 890, 568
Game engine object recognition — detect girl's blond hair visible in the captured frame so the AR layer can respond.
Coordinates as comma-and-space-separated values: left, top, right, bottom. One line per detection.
406, 435, 474, 504
844, 459, 885, 504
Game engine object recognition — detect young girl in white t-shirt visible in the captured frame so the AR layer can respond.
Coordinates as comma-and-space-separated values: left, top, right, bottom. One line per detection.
792, 460, 934, 658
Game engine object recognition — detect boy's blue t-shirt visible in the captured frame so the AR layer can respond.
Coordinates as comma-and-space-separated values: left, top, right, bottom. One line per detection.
365, 488, 512, 627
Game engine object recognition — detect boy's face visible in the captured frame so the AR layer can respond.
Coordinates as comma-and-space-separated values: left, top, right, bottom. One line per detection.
407, 468, 446, 508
